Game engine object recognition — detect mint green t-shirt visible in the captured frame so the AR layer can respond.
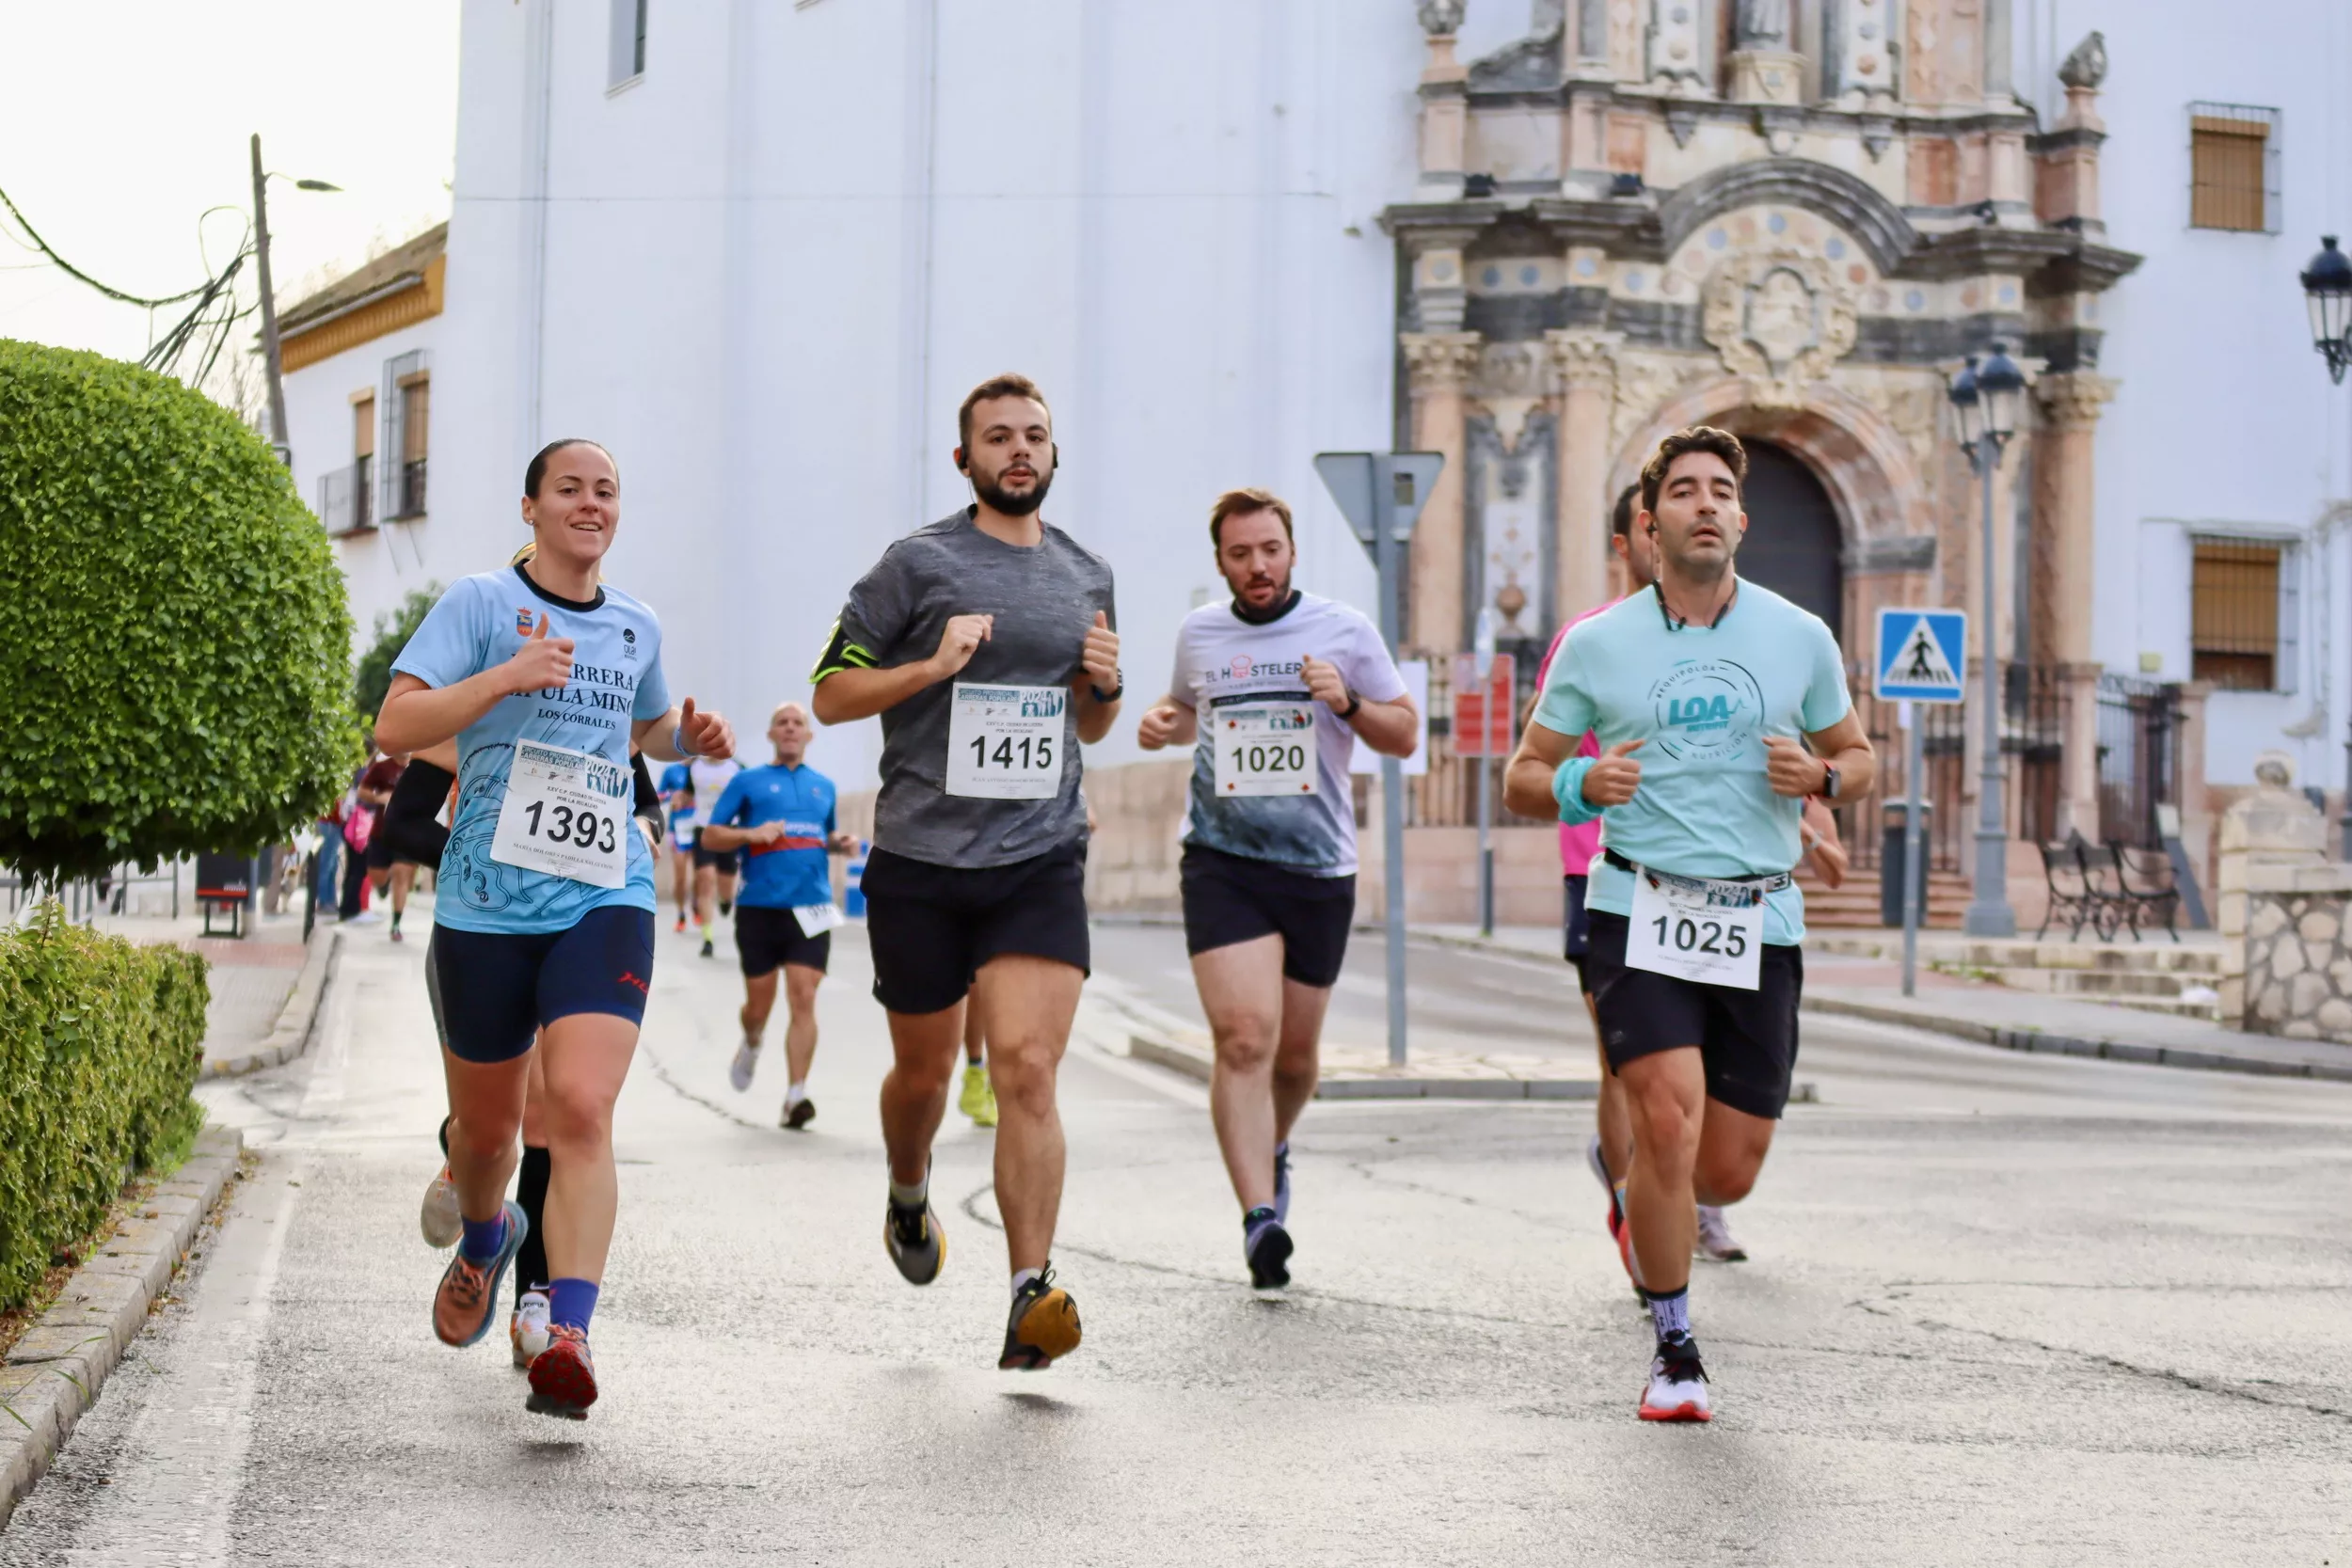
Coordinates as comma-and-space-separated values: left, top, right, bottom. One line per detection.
1534, 579, 1851, 946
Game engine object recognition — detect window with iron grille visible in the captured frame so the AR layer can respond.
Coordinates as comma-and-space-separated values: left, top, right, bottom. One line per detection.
2187, 103, 2279, 233
379, 349, 428, 521
2189, 535, 2297, 691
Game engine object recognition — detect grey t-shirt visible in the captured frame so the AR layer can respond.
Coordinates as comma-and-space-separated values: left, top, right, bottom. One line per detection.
825, 509, 1117, 868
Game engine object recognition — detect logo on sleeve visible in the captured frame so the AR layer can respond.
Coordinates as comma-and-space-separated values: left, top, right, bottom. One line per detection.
623, 626, 638, 658
516, 607, 536, 636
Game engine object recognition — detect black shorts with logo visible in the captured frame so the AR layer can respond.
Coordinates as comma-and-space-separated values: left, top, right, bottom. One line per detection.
1180, 845, 1356, 990
1581, 910, 1803, 1119
734, 904, 832, 977
1563, 873, 1592, 988
859, 841, 1089, 1015
692, 844, 743, 873
429, 905, 656, 1065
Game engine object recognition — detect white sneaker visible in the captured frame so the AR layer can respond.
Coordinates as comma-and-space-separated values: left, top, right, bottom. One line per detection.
511, 1291, 552, 1369
729, 1039, 760, 1093
1695, 1205, 1749, 1263
1639, 1338, 1712, 1423
420, 1164, 462, 1249
347, 910, 383, 926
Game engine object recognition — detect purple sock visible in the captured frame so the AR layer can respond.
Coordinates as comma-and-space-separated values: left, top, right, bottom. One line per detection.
458, 1210, 508, 1264
548, 1277, 599, 1334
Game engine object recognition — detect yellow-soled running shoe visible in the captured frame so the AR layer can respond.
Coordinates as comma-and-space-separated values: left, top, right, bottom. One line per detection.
958, 1062, 998, 1128
999, 1265, 1082, 1370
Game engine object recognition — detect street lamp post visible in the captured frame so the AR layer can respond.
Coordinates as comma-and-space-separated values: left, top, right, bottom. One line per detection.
1949, 343, 2026, 937
2300, 235, 2352, 860
247, 134, 341, 467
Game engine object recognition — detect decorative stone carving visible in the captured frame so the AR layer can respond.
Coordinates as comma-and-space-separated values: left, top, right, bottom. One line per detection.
1474, 341, 1549, 451
1735, 0, 1789, 47
1647, 0, 1706, 91
1402, 331, 1483, 391
1417, 0, 1466, 36
2035, 371, 2117, 430
1824, 0, 1900, 106
1835, 367, 1944, 468
2058, 30, 2106, 90
1607, 351, 1708, 451
1545, 328, 1622, 391
1606, 0, 1645, 80
1700, 248, 1858, 406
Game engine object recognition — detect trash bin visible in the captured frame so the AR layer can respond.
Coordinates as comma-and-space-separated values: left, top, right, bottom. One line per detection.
1879, 802, 1931, 927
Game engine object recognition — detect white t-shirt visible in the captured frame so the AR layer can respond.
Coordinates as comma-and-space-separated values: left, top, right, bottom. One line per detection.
1167, 591, 1407, 876
687, 756, 742, 820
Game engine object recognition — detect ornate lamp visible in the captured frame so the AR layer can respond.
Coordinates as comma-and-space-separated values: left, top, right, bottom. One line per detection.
2302, 235, 2352, 385
1947, 356, 1983, 451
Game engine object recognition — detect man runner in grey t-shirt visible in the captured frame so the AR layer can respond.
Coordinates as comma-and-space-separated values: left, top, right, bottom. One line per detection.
812, 373, 1120, 1370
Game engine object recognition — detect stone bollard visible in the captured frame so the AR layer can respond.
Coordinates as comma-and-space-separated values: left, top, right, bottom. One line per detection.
2217, 756, 2352, 1041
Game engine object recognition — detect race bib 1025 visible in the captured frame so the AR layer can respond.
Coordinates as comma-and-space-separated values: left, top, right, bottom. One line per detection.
1624, 863, 1765, 990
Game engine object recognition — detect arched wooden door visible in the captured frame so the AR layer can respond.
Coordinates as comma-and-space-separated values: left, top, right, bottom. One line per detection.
1735, 439, 1844, 645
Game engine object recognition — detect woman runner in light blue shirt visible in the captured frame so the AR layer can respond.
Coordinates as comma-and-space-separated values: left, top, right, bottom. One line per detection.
375, 438, 736, 1422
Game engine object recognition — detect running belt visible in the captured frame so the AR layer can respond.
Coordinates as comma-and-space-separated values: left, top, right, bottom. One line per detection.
1601, 847, 1791, 895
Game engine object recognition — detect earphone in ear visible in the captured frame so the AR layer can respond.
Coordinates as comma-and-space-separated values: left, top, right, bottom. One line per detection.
953, 448, 968, 473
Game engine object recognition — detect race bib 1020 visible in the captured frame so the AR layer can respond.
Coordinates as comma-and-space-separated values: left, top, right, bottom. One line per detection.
1212, 703, 1318, 797
946, 681, 1064, 800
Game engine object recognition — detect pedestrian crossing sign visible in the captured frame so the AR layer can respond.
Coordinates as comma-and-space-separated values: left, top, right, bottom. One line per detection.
1874, 608, 1967, 702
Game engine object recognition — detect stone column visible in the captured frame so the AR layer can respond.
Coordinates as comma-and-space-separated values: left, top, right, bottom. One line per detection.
2031, 372, 2117, 666
2034, 35, 2107, 235
2054, 659, 2102, 844
1415, 3, 1470, 201
1545, 329, 1622, 624
2176, 679, 2216, 895
1401, 331, 1482, 657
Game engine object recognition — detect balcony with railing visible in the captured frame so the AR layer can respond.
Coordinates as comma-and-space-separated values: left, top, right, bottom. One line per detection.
318, 454, 373, 536
391, 457, 427, 520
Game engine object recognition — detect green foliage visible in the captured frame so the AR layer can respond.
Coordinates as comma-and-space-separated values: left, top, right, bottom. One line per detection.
353, 584, 441, 732
0, 340, 360, 882
0, 907, 208, 1308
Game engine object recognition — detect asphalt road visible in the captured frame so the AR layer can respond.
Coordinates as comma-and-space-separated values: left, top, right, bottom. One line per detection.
7, 911, 2350, 1566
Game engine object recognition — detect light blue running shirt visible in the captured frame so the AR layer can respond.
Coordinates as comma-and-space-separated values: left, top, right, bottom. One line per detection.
391, 564, 673, 935
1534, 578, 1851, 946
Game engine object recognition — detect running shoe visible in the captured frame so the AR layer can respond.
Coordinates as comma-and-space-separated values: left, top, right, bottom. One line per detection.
1584, 1133, 1622, 1229
674, 913, 688, 934
432, 1201, 527, 1348
347, 910, 383, 927
1639, 1336, 1712, 1423
1273, 1141, 1293, 1225
729, 1039, 760, 1093
526, 1324, 597, 1420
999, 1267, 1082, 1370
700, 938, 715, 959
510, 1290, 552, 1369
958, 1063, 998, 1128
884, 1193, 946, 1285
420, 1164, 462, 1250
1695, 1205, 1748, 1263
783, 1095, 816, 1131
389, 926, 405, 944
1245, 1212, 1293, 1291
719, 899, 732, 918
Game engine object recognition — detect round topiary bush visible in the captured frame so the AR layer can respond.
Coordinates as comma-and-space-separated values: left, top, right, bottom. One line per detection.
0, 340, 358, 884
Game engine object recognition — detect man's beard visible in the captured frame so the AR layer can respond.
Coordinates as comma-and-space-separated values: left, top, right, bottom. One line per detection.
974, 466, 1053, 517
1229, 565, 1292, 604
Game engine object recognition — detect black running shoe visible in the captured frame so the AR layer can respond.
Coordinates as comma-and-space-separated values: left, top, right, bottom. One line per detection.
784, 1096, 817, 1131
1000, 1266, 1082, 1370
1245, 1213, 1293, 1291
699, 938, 715, 958
884, 1194, 945, 1285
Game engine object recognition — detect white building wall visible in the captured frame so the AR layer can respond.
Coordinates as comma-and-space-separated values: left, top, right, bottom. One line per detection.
421, 0, 1420, 793
2015, 0, 2352, 792
284, 318, 446, 658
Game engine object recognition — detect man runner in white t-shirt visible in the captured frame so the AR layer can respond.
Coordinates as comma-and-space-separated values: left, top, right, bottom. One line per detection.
1137, 488, 1417, 1290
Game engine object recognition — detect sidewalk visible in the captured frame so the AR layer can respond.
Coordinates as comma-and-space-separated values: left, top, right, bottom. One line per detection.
89, 907, 338, 1076
1411, 923, 2352, 1085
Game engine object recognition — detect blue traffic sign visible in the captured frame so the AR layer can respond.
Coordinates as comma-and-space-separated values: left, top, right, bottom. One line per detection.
1875, 608, 1968, 702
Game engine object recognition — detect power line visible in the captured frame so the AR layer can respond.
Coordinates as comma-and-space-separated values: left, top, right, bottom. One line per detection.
0, 182, 219, 308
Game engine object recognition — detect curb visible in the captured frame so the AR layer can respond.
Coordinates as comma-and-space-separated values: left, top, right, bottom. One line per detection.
1800, 994, 2352, 1084
201, 925, 341, 1079
1126, 1032, 1599, 1102
0, 1124, 245, 1526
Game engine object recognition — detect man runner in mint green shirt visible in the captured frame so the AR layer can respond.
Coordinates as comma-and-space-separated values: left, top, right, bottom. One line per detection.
1504, 426, 1874, 1424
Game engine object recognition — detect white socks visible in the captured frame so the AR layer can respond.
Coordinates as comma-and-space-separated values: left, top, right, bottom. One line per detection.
786, 1082, 807, 1108
1010, 1267, 1041, 1299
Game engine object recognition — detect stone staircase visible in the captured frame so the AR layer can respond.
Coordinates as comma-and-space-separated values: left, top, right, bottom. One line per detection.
1809, 931, 2226, 1020
1797, 864, 1970, 928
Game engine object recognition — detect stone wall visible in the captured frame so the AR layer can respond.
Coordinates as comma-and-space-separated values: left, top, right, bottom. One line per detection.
2215, 767, 2352, 1044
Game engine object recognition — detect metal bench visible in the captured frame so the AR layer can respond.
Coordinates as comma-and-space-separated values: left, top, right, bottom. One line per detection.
2036, 835, 2119, 942
2107, 840, 2183, 943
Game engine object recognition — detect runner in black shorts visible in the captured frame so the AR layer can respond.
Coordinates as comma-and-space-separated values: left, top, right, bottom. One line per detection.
1505, 427, 1874, 1424
1136, 487, 1415, 1291
811, 373, 1116, 1370
375, 437, 735, 1421
697, 701, 855, 1129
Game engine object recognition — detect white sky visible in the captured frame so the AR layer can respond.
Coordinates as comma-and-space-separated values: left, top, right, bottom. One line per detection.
0, 2, 460, 371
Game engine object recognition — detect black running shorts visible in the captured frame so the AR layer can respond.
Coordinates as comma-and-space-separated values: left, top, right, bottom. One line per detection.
1180, 844, 1356, 990
1580, 911, 1802, 1120
859, 842, 1089, 1015
429, 906, 656, 1064
734, 904, 832, 977
692, 845, 742, 872
1563, 873, 1592, 989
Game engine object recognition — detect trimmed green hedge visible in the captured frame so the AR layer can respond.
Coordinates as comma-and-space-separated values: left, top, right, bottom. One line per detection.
0, 339, 359, 885
0, 907, 208, 1308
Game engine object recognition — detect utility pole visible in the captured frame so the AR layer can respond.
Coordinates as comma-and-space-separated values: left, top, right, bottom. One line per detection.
250, 134, 291, 465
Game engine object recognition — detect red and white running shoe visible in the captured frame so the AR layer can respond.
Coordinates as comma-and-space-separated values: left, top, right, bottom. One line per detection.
526, 1324, 597, 1420
1639, 1338, 1712, 1423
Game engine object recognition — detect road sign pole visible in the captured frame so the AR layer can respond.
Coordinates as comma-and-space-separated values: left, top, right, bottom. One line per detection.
1901, 701, 1923, 998
1374, 467, 1409, 1067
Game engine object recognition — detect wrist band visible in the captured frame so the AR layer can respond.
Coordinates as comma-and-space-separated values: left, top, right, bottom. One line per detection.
673, 722, 694, 758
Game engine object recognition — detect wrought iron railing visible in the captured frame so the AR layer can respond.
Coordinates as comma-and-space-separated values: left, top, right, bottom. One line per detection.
394, 457, 428, 520
318, 456, 373, 535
